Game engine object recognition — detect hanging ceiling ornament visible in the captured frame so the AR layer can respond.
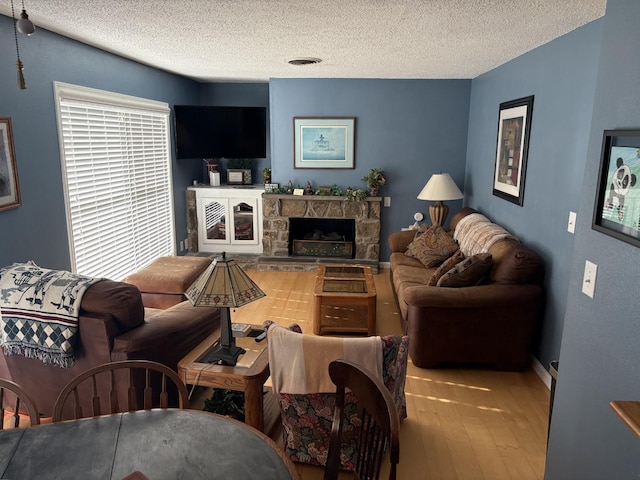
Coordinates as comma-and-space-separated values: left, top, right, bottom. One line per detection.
10, 0, 35, 90
16, 0, 35, 35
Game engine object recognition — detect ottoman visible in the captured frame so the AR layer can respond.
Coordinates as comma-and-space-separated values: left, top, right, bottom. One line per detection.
125, 256, 212, 309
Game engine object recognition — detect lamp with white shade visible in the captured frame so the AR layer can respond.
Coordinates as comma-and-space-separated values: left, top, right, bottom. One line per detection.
185, 253, 265, 366
417, 173, 464, 226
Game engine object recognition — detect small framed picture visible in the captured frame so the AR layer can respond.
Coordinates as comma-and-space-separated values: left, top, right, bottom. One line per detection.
0, 117, 21, 212
227, 169, 244, 185
592, 129, 640, 248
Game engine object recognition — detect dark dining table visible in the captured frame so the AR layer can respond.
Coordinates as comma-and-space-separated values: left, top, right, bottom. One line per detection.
0, 409, 300, 480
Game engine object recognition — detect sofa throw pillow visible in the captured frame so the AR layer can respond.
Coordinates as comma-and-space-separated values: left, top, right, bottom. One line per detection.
428, 250, 464, 286
405, 225, 459, 268
437, 252, 493, 288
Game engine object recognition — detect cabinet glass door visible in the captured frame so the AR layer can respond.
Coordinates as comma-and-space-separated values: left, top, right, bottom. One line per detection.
230, 199, 258, 244
204, 199, 228, 242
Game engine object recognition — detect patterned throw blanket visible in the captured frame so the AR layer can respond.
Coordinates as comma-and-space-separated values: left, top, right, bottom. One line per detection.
454, 212, 518, 256
268, 325, 382, 395
0, 263, 101, 368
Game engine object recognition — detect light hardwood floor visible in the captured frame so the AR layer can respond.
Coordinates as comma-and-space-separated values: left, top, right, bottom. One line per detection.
217, 268, 551, 480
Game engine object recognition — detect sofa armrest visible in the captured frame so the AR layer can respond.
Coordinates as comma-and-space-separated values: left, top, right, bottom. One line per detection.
388, 230, 417, 253
403, 283, 542, 308
111, 301, 219, 369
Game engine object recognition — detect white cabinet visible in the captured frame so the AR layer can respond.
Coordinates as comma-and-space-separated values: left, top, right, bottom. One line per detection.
189, 186, 264, 254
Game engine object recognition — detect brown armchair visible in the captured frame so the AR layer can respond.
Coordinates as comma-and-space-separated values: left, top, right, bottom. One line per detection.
0, 279, 219, 418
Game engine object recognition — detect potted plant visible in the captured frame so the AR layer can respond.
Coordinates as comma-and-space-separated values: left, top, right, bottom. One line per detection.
361, 168, 386, 196
203, 388, 245, 421
262, 167, 272, 184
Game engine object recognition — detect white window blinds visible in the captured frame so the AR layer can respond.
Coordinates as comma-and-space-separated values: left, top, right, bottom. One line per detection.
54, 82, 174, 280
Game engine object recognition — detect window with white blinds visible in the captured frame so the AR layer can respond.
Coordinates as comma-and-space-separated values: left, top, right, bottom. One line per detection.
54, 82, 175, 280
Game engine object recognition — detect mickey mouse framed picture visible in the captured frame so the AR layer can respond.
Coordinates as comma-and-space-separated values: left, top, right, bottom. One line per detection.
0, 117, 21, 213
592, 129, 640, 247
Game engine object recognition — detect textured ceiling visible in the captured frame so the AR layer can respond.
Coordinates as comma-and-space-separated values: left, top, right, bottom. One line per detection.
0, 0, 606, 82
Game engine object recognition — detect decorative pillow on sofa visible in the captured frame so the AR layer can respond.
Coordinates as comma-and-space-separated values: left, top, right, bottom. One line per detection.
436, 252, 493, 287
428, 250, 464, 286
405, 225, 459, 268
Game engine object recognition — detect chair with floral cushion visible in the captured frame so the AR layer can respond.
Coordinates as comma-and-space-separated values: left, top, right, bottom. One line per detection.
267, 325, 408, 471
324, 359, 400, 480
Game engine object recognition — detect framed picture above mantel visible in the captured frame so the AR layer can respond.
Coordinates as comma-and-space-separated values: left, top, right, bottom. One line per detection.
492, 96, 534, 206
293, 117, 355, 169
0, 117, 21, 213
592, 129, 640, 248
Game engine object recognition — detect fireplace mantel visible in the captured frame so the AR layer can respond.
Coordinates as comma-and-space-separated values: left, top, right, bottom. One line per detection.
261, 194, 381, 272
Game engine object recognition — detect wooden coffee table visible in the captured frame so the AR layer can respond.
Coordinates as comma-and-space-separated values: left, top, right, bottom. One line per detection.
177, 326, 278, 434
313, 265, 377, 336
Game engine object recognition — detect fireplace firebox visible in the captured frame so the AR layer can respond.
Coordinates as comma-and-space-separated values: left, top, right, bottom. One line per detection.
289, 218, 355, 258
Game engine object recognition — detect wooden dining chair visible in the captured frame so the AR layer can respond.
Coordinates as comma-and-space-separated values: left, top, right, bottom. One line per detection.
323, 360, 400, 480
52, 360, 190, 423
0, 378, 41, 429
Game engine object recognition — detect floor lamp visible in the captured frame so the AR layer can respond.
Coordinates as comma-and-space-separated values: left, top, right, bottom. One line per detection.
185, 253, 265, 366
417, 173, 464, 226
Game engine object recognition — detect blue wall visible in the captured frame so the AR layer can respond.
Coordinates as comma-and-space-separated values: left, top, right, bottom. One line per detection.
465, 21, 603, 369
269, 78, 471, 259
545, 0, 640, 477
0, 16, 201, 272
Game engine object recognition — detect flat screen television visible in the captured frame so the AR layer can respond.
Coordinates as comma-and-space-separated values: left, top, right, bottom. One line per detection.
174, 105, 266, 159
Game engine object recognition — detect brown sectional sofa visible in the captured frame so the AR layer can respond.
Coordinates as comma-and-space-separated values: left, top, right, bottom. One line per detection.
0, 278, 219, 417
388, 207, 544, 371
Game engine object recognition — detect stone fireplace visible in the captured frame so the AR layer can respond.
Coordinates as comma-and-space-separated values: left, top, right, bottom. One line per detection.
261, 195, 381, 272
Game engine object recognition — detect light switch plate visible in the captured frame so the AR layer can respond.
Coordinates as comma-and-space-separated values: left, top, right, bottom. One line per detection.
568, 211, 576, 234
383, 196, 391, 207
582, 260, 597, 298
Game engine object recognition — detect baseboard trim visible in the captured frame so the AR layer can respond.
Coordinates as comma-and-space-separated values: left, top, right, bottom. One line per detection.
379, 261, 390, 269
531, 354, 552, 390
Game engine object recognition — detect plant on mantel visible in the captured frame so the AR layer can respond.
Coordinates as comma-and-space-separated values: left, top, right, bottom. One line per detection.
264, 178, 380, 202
361, 168, 386, 196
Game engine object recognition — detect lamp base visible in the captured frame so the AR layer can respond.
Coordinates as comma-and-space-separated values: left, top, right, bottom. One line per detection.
203, 343, 246, 366
202, 306, 246, 366
429, 201, 449, 226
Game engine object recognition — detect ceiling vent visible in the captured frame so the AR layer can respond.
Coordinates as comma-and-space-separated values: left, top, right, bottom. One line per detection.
287, 57, 322, 66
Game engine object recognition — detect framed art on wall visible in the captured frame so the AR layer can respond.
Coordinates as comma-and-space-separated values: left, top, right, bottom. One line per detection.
293, 117, 355, 169
592, 129, 640, 248
492, 96, 534, 206
0, 117, 21, 212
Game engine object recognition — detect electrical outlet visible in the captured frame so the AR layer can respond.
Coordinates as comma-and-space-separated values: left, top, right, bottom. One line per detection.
582, 260, 597, 298
383, 196, 391, 207
179, 240, 184, 252
568, 211, 576, 234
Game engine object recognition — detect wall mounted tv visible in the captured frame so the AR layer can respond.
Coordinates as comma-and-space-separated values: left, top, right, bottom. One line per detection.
174, 105, 266, 159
